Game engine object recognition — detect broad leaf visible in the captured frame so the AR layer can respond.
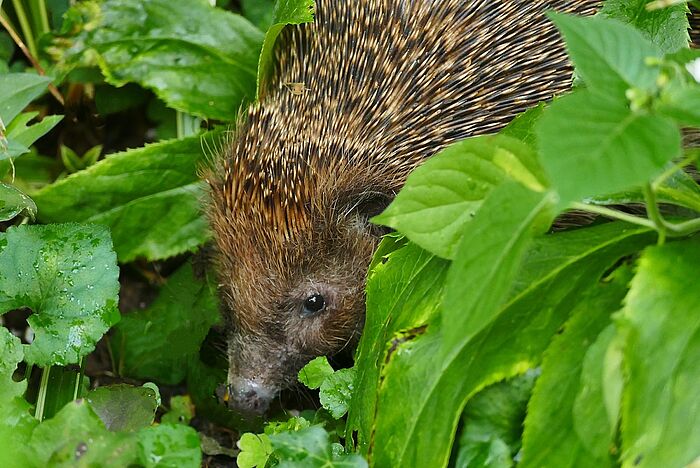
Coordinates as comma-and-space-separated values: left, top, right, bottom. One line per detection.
363, 223, 653, 466
538, 90, 681, 206
0, 223, 120, 366
256, 0, 315, 99
550, 13, 662, 99
373, 136, 546, 259
319, 368, 355, 419
237, 433, 273, 468
52, 0, 264, 121
520, 268, 631, 467
442, 182, 553, 352
601, 0, 690, 53
33, 133, 218, 262
137, 423, 202, 468
620, 238, 700, 467
0, 73, 52, 124
113, 262, 220, 385
86, 384, 159, 432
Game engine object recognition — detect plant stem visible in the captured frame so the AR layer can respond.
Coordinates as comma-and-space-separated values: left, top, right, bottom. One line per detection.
74, 358, 85, 400
27, 0, 50, 37
652, 155, 697, 190
10, 0, 36, 57
35, 366, 51, 422
644, 183, 667, 245
0, 11, 65, 105
570, 202, 657, 229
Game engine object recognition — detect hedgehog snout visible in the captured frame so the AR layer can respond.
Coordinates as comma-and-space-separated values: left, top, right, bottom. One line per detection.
224, 376, 277, 416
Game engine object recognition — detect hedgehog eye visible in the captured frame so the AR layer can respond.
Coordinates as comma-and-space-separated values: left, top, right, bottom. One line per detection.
302, 294, 326, 316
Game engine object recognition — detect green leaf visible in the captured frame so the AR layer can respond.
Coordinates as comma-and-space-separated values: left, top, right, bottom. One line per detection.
538, 90, 681, 206
270, 426, 367, 467
520, 268, 631, 467
53, 0, 264, 121
237, 433, 273, 468
319, 368, 355, 419
86, 384, 159, 432
601, 0, 690, 53
38, 365, 86, 421
361, 223, 653, 466
657, 85, 700, 127
0, 73, 52, 124
620, 238, 700, 467
242, 0, 275, 30
0, 182, 36, 221
589, 165, 700, 214
298, 356, 335, 390
347, 241, 449, 451
442, 182, 553, 353
33, 133, 219, 262
499, 104, 545, 148
5, 112, 63, 149
29, 399, 111, 466
455, 373, 537, 468
161, 395, 195, 425
0, 327, 37, 468
256, 0, 315, 99
137, 423, 202, 468
549, 13, 662, 99
0, 139, 30, 161
113, 262, 220, 385
0, 223, 120, 366
373, 135, 547, 259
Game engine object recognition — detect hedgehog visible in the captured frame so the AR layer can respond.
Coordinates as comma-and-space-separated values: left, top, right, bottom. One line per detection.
205, 0, 600, 415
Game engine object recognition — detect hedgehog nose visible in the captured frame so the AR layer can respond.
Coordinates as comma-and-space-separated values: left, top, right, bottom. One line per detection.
224, 378, 274, 415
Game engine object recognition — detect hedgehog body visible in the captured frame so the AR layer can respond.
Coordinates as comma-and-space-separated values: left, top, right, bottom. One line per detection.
206, 0, 599, 414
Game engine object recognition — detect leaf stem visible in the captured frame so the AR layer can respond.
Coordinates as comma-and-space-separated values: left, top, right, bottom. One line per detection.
651, 155, 697, 191
644, 183, 667, 245
0, 10, 65, 105
35, 365, 51, 422
570, 202, 656, 229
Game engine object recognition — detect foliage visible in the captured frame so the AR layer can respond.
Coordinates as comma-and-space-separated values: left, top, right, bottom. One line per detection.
1, 0, 700, 466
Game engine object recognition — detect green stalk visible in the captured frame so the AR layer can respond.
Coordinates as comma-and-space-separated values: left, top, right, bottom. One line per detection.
570, 202, 656, 230
176, 111, 201, 138
10, 0, 36, 57
34, 366, 51, 422
27, 0, 50, 37
644, 183, 667, 245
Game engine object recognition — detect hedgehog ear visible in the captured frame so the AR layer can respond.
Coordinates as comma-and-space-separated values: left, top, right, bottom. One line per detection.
342, 191, 394, 235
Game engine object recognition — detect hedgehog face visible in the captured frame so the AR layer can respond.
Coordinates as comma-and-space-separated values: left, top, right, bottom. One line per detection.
216, 205, 380, 416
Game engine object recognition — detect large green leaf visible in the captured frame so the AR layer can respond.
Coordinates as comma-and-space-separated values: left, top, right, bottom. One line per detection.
86, 384, 159, 432
620, 238, 700, 467
112, 262, 220, 385
601, 0, 690, 53
0, 328, 37, 468
0, 73, 52, 124
373, 136, 546, 259
442, 182, 552, 352
33, 133, 218, 262
520, 268, 631, 467
0, 223, 120, 366
5, 112, 63, 149
363, 223, 653, 466
550, 13, 662, 99
52, 0, 264, 121
256, 0, 315, 99
346, 241, 449, 451
538, 90, 681, 206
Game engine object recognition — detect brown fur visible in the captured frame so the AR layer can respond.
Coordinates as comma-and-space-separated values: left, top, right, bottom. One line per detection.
204, 0, 600, 412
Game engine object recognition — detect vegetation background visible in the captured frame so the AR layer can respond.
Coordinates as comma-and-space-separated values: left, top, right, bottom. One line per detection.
1, 0, 700, 467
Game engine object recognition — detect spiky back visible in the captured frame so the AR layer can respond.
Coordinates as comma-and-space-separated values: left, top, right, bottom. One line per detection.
209, 0, 599, 243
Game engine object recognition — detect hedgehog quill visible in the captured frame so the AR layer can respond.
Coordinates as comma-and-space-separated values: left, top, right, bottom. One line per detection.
205, 0, 599, 415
